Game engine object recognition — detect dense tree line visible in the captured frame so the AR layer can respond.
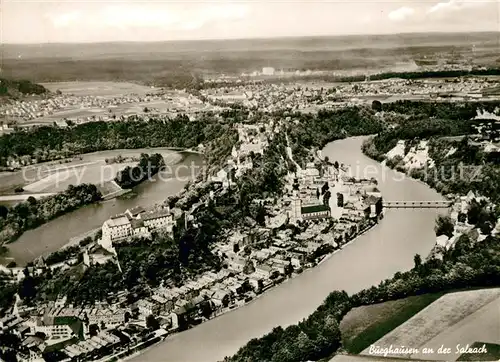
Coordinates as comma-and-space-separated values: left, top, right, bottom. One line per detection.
363, 119, 479, 160
382, 100, 500, 121
225, 233, 500, 362
328, 68, 500, 84
0, 78, 48, 99
0, 272, 17, 312
368, 68, 500, 82
362, 100, 500, 159
0, 115, 235, 167
236, 132, 290, 212
115, 153, 165, 189
421, 138, 500, 202
286, 107, 384, 166
0, 184, 102, 244
363, 119, 500, 203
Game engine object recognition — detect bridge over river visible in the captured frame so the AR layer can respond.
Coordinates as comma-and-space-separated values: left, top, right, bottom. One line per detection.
383, 200, 453, 209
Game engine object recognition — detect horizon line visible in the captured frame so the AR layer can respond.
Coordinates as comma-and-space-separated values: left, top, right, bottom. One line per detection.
2, 30, 499, 46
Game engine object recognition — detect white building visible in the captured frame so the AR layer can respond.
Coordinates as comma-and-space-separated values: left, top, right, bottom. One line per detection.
211, 165, 232, 189
142, 210, 175, 232
262, 67, 275, 76
100, 207, 175, 249
31, 319, 75, 341
137, 299, 159, 316
82, 307, 125, 328
101, 215, 132, 246
288, 189, 331, 224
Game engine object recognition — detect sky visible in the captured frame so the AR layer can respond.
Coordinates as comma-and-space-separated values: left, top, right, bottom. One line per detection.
1, 0, 499, 43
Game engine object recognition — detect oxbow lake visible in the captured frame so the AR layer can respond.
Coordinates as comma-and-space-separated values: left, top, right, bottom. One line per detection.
130, 136, 445, 362
4, 149, 203, 265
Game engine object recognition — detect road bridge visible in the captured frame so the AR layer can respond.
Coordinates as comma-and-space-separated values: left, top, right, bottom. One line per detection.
383, 200, 452, 209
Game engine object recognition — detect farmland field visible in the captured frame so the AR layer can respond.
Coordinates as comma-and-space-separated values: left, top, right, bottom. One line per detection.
339, 293, 444, 354
22, 161, 135, 193
411, 294, 500, 361
4, 148, 182, 194
361, 288, 500, 360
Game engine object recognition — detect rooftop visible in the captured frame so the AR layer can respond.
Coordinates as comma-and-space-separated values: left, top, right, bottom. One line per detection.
106, 215, 131, 228
301, 204, 331, 214
127, 206, 145, 217
130, 219, 145, 229
140, 209, 171, 221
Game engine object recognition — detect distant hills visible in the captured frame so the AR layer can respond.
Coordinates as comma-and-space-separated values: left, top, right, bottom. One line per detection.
2, 32, 499, 60
0, 32, 498, 88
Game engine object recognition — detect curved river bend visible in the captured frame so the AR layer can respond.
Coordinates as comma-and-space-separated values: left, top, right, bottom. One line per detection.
131, 136, 445, 362
5, 152, 202, 265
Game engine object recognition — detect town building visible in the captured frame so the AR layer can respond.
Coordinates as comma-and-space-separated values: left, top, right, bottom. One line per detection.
301, 204, 332, 221
137, 299, 159, 317
27, 316, 81, 344
262, 67, 275, 76
99, 207, 175, 249
211, 165, 233, 189
288, 190, 331, 223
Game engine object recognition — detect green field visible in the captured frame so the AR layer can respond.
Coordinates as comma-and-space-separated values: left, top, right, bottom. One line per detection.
339, 293, 444, 354
457, 342, 500, 361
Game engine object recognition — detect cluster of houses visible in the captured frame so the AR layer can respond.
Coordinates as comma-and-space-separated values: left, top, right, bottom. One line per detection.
0, 90, 224, 133
199, 77, 499, 112
2, 294, 130, 362
1, 118, 387, 362
285, 159, 383, 229
0, 93, 172, 122
211, 121, 277, 187
138, 269, 251, 324
434, 191, 500, 255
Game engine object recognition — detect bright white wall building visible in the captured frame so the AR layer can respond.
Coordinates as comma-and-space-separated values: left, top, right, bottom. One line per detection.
262, 67, 275, 76
99, 207, 175, 249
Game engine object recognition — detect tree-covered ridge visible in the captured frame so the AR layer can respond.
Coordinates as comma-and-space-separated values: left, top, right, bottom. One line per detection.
285, 107, 384, 166
380, 100, 500, 123
367, 67, 500, 82
0, 184, 102, 244
323, 68, 500, 84
15, 132, 291, 306
0, 78, 48, 99
361, 101, 500, 203
364, 118, 478, 159
225, 234, 500, 362
362, 100, 500, 159
114, 153, 165, 189
0, 115, 234, 166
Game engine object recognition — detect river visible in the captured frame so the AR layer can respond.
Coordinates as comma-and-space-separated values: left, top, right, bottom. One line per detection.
129, 136, 445, 362
4, 152, 203, 265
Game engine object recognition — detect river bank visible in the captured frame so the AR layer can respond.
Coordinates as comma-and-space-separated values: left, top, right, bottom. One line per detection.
2, 151, 203, 266
127, 136, 444, 362
102, 214, 381, 362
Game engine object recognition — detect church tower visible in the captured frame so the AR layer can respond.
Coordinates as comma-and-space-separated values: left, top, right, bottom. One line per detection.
290, 178, 302, 223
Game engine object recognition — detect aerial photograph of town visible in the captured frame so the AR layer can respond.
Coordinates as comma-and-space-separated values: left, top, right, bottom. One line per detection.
0, 1, 499, 362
